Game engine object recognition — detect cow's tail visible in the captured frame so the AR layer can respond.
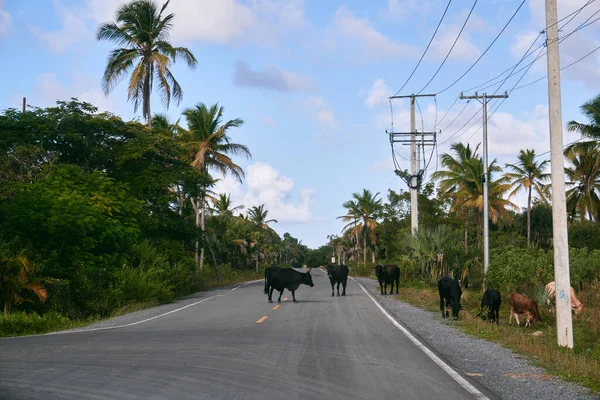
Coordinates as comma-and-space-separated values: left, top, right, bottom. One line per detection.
264, 267, 270, 294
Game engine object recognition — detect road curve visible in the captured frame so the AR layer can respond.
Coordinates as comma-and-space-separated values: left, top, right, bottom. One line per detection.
0, 270, 495, 399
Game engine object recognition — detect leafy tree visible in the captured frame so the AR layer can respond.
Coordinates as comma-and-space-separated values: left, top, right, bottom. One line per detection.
97, 0, 198, 128
564, 141, 600, 222
567, 94, 600, 140
504, 149, 550, 246
212, 193, 244, 216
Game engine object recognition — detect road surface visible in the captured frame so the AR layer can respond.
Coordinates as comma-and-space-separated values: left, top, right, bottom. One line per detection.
0, 270, 494, 399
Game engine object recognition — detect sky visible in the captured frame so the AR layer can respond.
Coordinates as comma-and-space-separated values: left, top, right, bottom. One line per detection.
1, 0, 599, 249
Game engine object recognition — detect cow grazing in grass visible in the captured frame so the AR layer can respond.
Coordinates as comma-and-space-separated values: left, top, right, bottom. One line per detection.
264, 266, 314, 303
374, 264, 400, 295
326, 264, 349, 297
544, 281, 583, 314
438, 277, 462, 319
508, 293, 541, 327
478, 288, 501, 325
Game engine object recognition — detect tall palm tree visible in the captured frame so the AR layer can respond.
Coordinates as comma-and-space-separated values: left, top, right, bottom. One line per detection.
337, 189, 383, 265
97, 0, 198, 128
504, 149, 550, 246
247, 205, 277, 271
182, 103, 251, 269
564, 141, 600, 222
433, 142, 518, 229
567, 94, 600, 140
212, 193, 244, 216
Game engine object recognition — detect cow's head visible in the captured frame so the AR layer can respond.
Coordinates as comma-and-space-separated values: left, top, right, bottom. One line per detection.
303, 269, 314, 287
573, 302, 583, 314
374, 264, 383, 277
326, 264, 335, 278
450, 300, 461, 320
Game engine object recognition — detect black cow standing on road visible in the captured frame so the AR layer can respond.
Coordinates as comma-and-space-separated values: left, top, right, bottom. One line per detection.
437, 276, 462, 319
478, 288, 501, 325
326, 264, 349, 297
374, 264, 400, 295
264, 266, 314, 303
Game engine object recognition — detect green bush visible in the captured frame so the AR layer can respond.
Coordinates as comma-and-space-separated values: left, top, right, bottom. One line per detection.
0, 311, 82, 337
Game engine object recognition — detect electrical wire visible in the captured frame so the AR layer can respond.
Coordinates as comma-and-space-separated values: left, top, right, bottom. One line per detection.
434, 0, 526, 95
415, 97, 425, 132
417, 0, 477, 94
391, 0, 453, 97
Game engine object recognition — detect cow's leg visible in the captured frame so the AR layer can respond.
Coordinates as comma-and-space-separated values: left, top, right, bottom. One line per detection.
525, 312, 531, 327
495, 308, 499, 325
277, 289, 283, 303
383, 282, 388, 295
379, 280, 384, 295
509, 306, 513, 325
514, 313, 520, 327
341, 279, 347, 296
268, 287, 274, 303
330, 281, 335, 297
395, 278, 399, 294
336, 281, 341, 296
440, 294, 446, 318
291, 290, 298, 303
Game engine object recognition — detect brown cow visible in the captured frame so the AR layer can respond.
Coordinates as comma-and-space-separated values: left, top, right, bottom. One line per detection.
509, 293, 542, 327
544, 281, 583, 314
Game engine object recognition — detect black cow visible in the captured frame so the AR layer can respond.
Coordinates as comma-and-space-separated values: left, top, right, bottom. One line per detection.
326, 264, 349, 297
438, 276, 462, 319
264, 266, 314, 303
374, 264, 400, 295
478, 288, 501, 325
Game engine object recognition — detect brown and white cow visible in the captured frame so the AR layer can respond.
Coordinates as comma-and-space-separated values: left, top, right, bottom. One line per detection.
544, 281, 583, 314
509, 293, 542, 327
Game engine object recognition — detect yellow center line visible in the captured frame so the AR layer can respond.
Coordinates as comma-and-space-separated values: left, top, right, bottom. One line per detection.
282, 297, 288, 302
256, 316, 268, 324
272, 305, 280, 310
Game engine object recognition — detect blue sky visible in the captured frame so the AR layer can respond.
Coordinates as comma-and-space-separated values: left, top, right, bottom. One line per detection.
1, 0, 599, 248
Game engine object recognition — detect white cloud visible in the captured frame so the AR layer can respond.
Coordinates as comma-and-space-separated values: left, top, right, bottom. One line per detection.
212, 162, 315, 223
233, 60, 316, 93
306, 96, 337, 130
0, 0, 11, 36
364, 79, 392, 109
382, 0, 431, 21
330, 6, 416, 60
30, 2, 91, 53
429, 24, 480, 62
32, 72, 117, 113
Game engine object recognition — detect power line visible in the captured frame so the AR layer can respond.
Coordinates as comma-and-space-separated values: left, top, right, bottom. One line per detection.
440, 100, 471, 133
435, 0, 527, 95
513, 44, 600, 91
436, 95, 460, 127
417, 0, 478, 94
391, 0, 453, 97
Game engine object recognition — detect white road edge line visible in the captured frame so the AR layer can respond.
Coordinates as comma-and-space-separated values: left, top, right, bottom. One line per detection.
351, 278, 490, 400
231, 279, 263, 291
1, 295, 223, 340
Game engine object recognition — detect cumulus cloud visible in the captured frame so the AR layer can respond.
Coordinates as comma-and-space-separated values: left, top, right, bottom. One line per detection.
330, 6, 416, 60
306, 96, 337, 130
364, 79, 392, 109
382, 0, 431, 21
212, 162, 315, 223
233, 60, 316, 93
429, 24, 480, 62
0, 0, 11, 36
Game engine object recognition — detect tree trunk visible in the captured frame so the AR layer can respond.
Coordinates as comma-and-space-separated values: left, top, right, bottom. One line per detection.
192, 197, 200, 264
255, 254, 259, 272
363, 227, 367, 265
527, 186, 532, 246
372, 247, 375, 264
464, 221, 468, 252
199, 200, 205, 270
208, 245, 220, 282
145, 69, 152, 129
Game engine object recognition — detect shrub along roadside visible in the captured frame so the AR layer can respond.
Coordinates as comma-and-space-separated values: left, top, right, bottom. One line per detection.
389, 285, 600, 394
0, 266, 263, 338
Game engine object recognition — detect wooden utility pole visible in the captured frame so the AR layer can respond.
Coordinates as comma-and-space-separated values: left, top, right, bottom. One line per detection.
389, 93, 437, 235
459, 91, 508, 285
545, 0, 573, 348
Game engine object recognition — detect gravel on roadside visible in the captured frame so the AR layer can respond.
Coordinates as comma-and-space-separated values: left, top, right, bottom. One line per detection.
354, 277, 599, 400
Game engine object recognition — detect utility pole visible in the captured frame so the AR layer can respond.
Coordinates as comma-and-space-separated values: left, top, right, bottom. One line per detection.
460, 91, 508, 286
545, 0, 573, 348
22, 97, 26, 113
389, 93, 437, 235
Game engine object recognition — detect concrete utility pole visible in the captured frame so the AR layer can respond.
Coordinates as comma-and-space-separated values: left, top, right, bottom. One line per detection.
545, 0, 573, 348
22, 97, 26, 113
459, 91, 508, 285
389, 93, 437, 235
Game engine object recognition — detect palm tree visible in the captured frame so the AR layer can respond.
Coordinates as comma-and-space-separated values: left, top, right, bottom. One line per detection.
564, 142, 600, 222
212, 193, 244, 216
247, 205, 278, 271
567, 94, 600, 140
181, 103, 251, 269
97, 0, 198, 128
504, 149, 550, 246
337, 189, 383, 265
433, 142, 518, 233
0, 253, 47, 314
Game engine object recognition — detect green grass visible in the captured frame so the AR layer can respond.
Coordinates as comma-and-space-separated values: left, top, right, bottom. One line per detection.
393, 284, 600, 394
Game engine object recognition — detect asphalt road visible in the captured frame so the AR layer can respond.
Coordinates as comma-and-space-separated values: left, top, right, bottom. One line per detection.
0, 270, 494, 400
